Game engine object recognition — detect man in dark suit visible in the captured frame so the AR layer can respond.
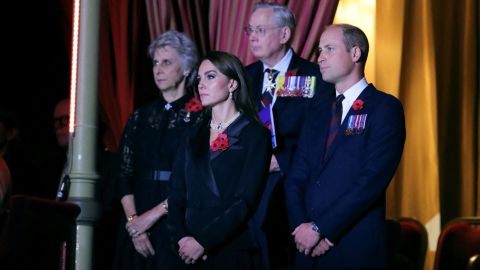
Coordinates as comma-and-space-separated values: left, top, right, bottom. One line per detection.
285, 24, 406, 269
245, 3, 333, 269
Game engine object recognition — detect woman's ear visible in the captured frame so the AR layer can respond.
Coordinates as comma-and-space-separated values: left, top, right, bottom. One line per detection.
228, 79, 238, 92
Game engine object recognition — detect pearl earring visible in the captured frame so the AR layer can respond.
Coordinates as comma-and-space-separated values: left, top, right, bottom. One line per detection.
229, 91, 233, 99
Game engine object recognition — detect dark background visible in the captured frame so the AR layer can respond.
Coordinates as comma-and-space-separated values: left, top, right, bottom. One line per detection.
2, 1, 70, 162
1, 1, 157, 162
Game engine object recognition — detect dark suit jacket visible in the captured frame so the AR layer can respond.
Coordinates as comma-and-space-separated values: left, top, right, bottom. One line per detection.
168, 114, 271, 255
285, 84, 406, 269
246, 51, 332, 173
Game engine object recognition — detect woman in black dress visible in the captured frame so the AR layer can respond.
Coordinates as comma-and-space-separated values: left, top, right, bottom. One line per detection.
116, 30, 202, 270
168, 51, 271, 269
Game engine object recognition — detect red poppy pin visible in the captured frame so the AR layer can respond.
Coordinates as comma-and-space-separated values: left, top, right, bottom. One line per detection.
285, 69, 297, 76
185, 97, 203, 112
352, 99, 364, 110
210, 133, 229, 152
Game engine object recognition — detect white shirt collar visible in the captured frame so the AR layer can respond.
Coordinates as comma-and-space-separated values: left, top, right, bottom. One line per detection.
262, 48, 293, 76
337, 77, 368, 123
261, 49, 293, 105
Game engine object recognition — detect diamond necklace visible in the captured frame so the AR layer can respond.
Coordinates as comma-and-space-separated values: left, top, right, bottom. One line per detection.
210, 111, 241, 134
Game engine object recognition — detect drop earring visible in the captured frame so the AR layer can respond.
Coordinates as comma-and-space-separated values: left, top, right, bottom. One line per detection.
229, 91, 233, 99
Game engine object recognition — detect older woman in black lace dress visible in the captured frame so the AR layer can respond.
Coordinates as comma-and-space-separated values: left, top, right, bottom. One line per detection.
116, 30, 203, 270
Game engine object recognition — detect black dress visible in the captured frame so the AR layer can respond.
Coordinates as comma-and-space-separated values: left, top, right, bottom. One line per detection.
168, 114, 271, 269
116, 93, 202, 270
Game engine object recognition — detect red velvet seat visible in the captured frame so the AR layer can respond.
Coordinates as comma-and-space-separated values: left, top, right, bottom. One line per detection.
433, 217, 480, 270
386, 218, 402, 269
397, 217, 428, 270
0, 195, 80, 270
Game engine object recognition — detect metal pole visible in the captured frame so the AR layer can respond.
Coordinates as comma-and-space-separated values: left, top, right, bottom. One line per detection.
68, 0, 101, 269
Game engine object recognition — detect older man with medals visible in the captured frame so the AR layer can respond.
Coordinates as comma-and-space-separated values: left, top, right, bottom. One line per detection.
245, 2, 333, 269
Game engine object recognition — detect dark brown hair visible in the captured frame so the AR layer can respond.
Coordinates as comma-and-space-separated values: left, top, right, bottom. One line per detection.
201, 51, 259, 121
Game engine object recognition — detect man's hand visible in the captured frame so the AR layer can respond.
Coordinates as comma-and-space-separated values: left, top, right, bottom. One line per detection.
178, 236, 206, 265
311, 238, 334, 257
292, 222, 320, 256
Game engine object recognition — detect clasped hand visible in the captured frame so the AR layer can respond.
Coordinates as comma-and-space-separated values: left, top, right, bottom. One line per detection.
292, 222, 334, 257
178, 236, 207, 265
126, 210, 157, 238
126, 212, 158, 257
132, 232, 155, 257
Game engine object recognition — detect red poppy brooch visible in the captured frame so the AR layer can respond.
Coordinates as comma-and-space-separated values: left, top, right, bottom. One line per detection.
352, 99, 364, 110
210, 133, 229, 152
183, 97, 203, 123
185, 97, 203, 112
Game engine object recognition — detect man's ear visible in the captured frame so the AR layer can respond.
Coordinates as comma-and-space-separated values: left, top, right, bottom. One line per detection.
351, 46, 362, 63
280, 27, 291, 45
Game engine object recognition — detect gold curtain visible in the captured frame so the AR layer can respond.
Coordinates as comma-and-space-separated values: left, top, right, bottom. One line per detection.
432, 0, 479, 220
377, 0, 479, 269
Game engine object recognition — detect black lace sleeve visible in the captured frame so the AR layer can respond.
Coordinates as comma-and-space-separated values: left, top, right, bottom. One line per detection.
117, 110, 140, 198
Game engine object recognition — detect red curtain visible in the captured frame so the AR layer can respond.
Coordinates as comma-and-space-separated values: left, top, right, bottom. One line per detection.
146, 0, 338, 64
287, 0, 339, 62
61, 0, 338, 152
97, 0, 145, 152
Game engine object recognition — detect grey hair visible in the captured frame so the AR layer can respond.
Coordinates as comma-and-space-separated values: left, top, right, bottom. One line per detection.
148, 30, 199, 77
253, 2, 296, 38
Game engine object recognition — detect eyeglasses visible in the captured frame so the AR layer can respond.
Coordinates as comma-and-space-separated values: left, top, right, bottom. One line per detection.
244, 25, 282, 36
53, 115, 69, 129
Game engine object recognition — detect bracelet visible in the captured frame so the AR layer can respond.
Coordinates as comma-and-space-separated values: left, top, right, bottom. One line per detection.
127, 214, 137, 222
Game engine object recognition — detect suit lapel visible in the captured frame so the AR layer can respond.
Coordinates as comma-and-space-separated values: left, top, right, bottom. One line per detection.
271, 51, 300, 123
322, 85, 375, 162
255, 51, 300, 111
286, 51, 301, 73
249, 62, 265, 109
190, 123, 220, 197
210, 115, 249, 160
196, 115, 249, 196
315, 92, 336, 169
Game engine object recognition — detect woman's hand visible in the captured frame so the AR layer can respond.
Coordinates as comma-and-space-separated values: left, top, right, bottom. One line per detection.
132, 232, 155, 257
126, 211, 155, 237
126, 201, 168, 237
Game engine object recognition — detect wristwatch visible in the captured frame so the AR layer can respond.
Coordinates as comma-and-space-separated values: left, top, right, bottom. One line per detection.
311, 222, 321, 234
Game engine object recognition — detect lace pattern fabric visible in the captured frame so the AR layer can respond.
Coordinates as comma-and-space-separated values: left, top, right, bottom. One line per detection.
117, 94, 203, 209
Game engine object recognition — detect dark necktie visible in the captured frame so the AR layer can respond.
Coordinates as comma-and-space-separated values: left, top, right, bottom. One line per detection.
324, 94, 345, 158
261, 68, 279, 107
